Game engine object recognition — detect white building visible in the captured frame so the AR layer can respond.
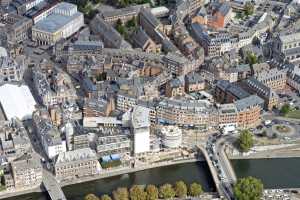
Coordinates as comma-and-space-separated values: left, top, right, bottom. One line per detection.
54, 148, 100, 180
32, 109, 66, 159
161, 126, 182, 148
0, 84, 36, 121
131, 106, 150, 154
32, 2, 84, 46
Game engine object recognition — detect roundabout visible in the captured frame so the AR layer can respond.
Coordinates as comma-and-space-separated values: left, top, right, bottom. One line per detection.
271, 124, 295, 138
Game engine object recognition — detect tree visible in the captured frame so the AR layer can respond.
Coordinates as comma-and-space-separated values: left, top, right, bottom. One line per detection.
113, 187, 129, 200
234, 176, 263, 200
115, 19, 125, 36
238, 130, 254, 152
101, 194, 112, 200
146, 185, 159, 200
244, 2, 254, 16
246, 52, 258, 66
85, 194, 99, 200
126, 16, 137, 28
174, 181, 187, 198
188, 183, 203, 197
130, 185, 147, 200
280, 104, 291, 115
159, 184, 176, 199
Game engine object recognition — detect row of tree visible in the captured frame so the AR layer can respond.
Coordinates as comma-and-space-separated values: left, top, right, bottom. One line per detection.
84, 181, 203, 200
109, 0, 151, 8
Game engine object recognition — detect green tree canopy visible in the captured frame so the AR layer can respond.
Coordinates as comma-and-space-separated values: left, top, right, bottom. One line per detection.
146, 185, 158, 200
113, 187, 129, 200
244, 2, 254, 16
174, 181, 187, 198
115, 19, 125, 35
188, 182, 203, 197
246, 52, 258, 66
129, 185, 147, 200
234, 176, 264, 200
84, 194, 99, 200
280, 104, 291, 115
101, 194, 112, 200
126, 16, 137, 28
238, 130, 254, 152
159, 183, 176, 199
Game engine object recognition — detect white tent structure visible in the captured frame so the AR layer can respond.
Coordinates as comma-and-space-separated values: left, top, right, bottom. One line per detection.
0, 84, 36, 120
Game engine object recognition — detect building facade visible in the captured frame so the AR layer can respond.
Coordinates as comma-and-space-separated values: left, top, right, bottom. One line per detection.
54, 148, 100, 180
32, 2, 84, 45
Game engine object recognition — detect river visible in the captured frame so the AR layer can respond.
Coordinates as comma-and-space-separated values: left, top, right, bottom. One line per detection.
3, 161, 215, 200
231, 157, 300, 189
4, 158, 300, 200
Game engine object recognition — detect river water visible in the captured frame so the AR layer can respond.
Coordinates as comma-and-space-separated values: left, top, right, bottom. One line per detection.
3, 161, 215, 200
4, 158, 300, 200
231, 157, 300, 189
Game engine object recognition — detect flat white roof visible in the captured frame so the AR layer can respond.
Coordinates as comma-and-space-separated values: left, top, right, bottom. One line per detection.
0, 84, 36, 121
131, 106, 150, 128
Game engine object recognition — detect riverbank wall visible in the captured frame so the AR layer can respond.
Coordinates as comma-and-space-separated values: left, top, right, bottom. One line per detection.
0, 157, 205, 199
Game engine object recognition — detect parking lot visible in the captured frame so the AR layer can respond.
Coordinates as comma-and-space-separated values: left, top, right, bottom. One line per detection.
263, 189, 297, 200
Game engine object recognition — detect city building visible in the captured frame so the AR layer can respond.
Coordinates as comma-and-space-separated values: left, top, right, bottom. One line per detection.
161, 126, 182, 148
54, 148, 100, 180
90, 15, 131, 49
274, 32, 300, 64
33, 109, 66, 159
0, 13, 32, 44
215, 80, 250, 103
83, 97, 114, 118
162, 53, 194, 76
165, 77, 185, 97
33, 68, 77, 107
156, 98, 217, 128
96, 135, 131, 156
11, 154, 42, 189
287, 72, 300, 92
254, 67, 287, 91
0, 54, 25, 83
0, 120, 32, 161
99, 4, 149, 24
131, 106, 150, 155
185, 72, 205, 93
192, 2, 232, 29
234, 95, 264, 129
0, 83, 36, 121
32, 2, 84, 45
218, 103, 238, 129
190, 23, 237, 58
132, 27, 161, 53
243, 77, 279, 110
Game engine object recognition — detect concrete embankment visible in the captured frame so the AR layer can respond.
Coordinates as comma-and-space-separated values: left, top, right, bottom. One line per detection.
0, 157, 204, 199
0, 186, 43, 199
60, 157, 204, 187
229, 144, 300, 160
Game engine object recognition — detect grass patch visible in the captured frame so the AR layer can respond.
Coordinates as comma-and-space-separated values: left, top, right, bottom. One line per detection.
0, 185, 6, 191
285, 110, 300, 119
274, 125, 291, 133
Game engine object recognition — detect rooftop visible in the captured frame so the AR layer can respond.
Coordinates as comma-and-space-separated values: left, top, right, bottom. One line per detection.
33, 12, 82, 33
234, 95, 264, 111
131, 105, 150, 128
55, 148, 97, 165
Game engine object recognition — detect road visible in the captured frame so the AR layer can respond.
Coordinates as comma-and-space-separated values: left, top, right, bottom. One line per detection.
205, 133, 236, 200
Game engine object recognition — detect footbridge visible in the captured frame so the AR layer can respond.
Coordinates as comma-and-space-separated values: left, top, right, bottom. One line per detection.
42, 169, 67, 200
